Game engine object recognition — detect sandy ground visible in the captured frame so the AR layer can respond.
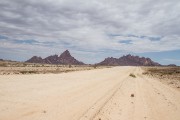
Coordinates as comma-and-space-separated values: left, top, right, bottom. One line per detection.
142, 67, 180, 90
0, 67, 180, 120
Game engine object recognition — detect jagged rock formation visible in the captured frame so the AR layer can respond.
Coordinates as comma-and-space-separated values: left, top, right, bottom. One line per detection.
98, 54, 161, 66
58, 50, 84, 65
26, 56, 43, 63
44, 55, 59, 64
26, 51, 162, 66
26, 50, 84, 65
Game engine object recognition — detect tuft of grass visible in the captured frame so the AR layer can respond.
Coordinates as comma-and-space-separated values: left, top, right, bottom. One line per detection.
68, 64, 72, 68
0, 63, 8, 67
129, 73, 136, 78
131, 94, 135, 97
93, 64, 97, 69
20, 71, 37, 74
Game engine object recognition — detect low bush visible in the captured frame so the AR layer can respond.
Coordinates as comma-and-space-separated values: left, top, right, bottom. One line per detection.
20, 71, 37, 74
129, 73, 136, 78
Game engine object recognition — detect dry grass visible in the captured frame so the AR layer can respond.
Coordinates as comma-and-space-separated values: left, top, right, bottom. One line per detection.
0, 61, 112, 75
142, 67, 180, 80
142, 67, 180, 90
143, 67, 180, 76
129, 73, 136, 78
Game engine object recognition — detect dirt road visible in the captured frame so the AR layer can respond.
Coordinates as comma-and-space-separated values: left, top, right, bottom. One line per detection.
0, 67, 180, 120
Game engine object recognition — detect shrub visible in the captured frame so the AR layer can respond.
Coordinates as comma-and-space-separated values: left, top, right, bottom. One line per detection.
68, 64, 72, 68
131, 94, 135, 97
129, 73, 136, 78
20, 71, 37, 74
93, 64, 97, 69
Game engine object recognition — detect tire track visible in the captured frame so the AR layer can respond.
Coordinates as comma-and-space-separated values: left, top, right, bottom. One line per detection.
79, 77, 127, 120
79, 68, 135, 120
137, 70, 180, 120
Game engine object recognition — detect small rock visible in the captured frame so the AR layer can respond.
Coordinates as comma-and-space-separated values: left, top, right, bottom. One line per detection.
131, 94, 134, 97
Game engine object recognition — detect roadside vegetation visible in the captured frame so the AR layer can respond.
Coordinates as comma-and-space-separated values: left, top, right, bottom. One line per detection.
0, 60, 112, 75
143, 67, 180, 89
129, 73, 136, 78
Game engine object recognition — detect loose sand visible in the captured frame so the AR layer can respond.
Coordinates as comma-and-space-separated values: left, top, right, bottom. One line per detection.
0, 67, 180, 120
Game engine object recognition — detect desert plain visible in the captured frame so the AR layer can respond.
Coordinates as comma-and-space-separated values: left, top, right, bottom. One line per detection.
0, 66, 180, 120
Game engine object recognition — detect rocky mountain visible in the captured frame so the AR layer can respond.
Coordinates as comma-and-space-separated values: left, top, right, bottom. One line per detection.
167, 64, 177, 67
26, 50, 84, 65
26, 51, 162, 66
43, 55, 59, 64
58, 50, 84, 65
26, 56, 43, 63
97, 54, 161, 66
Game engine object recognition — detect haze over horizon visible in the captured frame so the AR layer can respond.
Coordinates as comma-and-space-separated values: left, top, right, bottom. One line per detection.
0, 0, 180, 65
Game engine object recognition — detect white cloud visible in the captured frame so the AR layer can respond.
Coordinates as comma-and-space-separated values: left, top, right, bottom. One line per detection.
0, 0, 180, 63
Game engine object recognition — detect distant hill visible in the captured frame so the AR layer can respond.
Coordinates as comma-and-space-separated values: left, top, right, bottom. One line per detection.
97, 54, 161, 66
26, 50, 84, 65
167, 64, 177, 67
26, 56, 43, 63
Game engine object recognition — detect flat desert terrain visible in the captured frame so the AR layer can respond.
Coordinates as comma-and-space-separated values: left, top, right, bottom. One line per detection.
0, 67, 180, 120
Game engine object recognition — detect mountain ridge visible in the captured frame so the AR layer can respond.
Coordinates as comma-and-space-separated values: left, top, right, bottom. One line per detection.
26, 50, 84, 65
26, 50, 162, 66
97, 54, 161, 66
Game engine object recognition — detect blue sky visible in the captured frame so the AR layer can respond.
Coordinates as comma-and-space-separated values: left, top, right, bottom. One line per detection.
0, 0, 180, 65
